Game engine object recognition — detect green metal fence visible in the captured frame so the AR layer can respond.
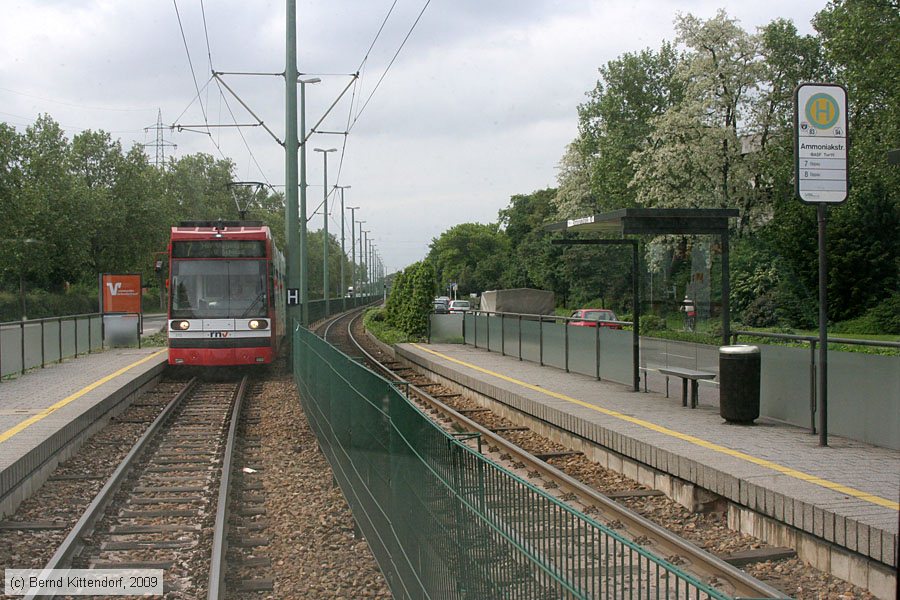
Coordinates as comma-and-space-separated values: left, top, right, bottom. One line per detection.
292, 322, 730, 599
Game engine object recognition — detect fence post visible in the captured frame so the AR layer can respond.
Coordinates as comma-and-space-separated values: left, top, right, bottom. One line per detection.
564, 317, 569, 373
20, 320, 25, 375
58, 317, 63, 363
486, 312, 490, 351
518, 315, 522, 361
595, 322, 601, 381
809, 340, 817, 434
40, 319, 45, 368
74, 317, 79, 357
500, 313, 505, 356
539, 316, 544, 367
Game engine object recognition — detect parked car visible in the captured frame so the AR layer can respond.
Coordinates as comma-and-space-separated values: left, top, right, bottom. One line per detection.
433, 301, 449, 314
568, 308, 622, 329
448, 300, 471, 314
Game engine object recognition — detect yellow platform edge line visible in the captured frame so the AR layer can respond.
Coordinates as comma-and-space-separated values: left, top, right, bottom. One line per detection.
411, 344, 899, 511
0, 349, 168, 445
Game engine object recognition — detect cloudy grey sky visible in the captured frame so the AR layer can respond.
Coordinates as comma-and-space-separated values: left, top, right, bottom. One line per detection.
1, 1, 825, 273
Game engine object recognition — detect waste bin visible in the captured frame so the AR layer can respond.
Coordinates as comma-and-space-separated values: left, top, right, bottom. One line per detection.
719, 345, 760, 423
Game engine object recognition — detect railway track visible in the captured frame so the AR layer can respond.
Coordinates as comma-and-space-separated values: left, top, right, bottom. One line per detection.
17, 375, 270, 599
317, 308, 788, 599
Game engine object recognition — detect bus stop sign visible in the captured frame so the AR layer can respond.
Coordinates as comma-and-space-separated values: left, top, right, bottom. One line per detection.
794, 83, 848, 204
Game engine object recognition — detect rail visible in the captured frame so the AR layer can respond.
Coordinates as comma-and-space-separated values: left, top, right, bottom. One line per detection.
293, 320, 733, 599
25, 379, 198, 599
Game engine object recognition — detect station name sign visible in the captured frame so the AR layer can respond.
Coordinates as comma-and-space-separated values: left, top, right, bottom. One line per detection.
794, 83, 848, 204
566, 215, 595, 228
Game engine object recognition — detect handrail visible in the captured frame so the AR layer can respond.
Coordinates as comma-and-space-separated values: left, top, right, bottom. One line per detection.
732, 329, 900, 349
0, 313, 105, 379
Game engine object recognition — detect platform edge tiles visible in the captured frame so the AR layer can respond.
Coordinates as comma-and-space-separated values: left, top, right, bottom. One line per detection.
0, 349, 168, 517
394, 343, 898, 600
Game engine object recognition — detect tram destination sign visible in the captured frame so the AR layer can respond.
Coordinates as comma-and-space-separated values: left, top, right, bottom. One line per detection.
794, 83, 848, 204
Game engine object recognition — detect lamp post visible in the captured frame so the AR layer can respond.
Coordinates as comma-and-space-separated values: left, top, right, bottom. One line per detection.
357, 222, 366, 297
368, 240, 375, 297
298, 77, 320, 326
314, 147, 336, 315
346, 206, 359, 299
361, 230, 370, 298
336, 185, 351, 310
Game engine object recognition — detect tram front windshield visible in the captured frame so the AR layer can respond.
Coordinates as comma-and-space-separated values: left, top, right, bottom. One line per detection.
171, 260, 267, 319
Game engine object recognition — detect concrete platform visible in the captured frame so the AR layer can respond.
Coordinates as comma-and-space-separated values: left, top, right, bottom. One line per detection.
396, 342, 899, 598
0, 347, 168, 516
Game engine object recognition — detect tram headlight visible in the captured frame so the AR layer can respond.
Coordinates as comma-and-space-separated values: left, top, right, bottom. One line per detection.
248, 319, 268, 330
171, 320, 190, 331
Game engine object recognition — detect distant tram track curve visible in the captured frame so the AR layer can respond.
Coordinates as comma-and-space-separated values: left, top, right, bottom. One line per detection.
314, 306, 879, 600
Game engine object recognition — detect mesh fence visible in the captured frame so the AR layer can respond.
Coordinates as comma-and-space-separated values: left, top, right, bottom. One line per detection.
292, 322, 730, 600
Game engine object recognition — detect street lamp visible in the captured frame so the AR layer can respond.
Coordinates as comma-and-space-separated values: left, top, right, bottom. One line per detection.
335, 185, 351, 309
356, 222, 366, 297
361, 230, 370, 297
314, 147, 337, 315
346, 205, 360, 299
298, 77, 321, 326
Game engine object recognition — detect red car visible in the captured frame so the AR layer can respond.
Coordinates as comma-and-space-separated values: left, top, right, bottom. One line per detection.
568, 308, 622, 329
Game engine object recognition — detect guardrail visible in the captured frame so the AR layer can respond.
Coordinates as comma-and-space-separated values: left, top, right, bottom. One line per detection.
731, 330, 900, 447
431, 310, 637, 388
293, 322, 726, 599
0, 314, 104, 379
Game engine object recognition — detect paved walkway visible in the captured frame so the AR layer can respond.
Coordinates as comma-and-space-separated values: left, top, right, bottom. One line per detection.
396, 342, 898, 591
0, 347, 168, 515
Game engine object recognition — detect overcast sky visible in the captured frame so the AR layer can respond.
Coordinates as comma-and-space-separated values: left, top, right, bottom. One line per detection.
1, 1, 825, 273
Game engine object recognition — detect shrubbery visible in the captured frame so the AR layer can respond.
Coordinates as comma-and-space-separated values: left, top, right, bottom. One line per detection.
383, 260, 435, 339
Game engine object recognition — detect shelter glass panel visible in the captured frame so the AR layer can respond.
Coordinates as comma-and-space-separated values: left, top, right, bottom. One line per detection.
463, 313, 475, 345
429, 314, 463, 343
487, 314, 503, 352
568, 325, 598, 377
760, 345, 810, 428
473, 313, 489, 348
599, 328, 633, 385
23, 322, 42, 370
43, 320, 61, 363
828, 350, 899, 450
89, 316, 103, 351
60, 320, 76, 359
520, 319, 540, 363
542, 320, 566, 370
502, 316, 521, 359
103, 314, 139, 348
75, 317, 90, 353
0, 325, 23, 376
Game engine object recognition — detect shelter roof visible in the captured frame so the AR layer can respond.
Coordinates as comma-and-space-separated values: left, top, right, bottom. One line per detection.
543, 208, 738, 236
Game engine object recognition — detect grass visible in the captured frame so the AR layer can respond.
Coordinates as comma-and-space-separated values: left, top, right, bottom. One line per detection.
363, 309, 422, 345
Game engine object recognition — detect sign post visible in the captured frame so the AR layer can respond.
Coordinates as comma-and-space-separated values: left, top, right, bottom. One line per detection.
794, 83, 849, 447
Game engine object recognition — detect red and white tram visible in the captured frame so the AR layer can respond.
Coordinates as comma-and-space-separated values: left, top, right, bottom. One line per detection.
167, 220, 285, 366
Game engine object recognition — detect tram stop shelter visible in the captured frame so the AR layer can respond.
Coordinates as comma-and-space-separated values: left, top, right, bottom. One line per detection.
544, 208, 738, 391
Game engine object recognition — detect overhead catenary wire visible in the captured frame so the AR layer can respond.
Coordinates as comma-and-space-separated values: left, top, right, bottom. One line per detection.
350, 0, 431, 131
173, 0, 210, 136
171, 2, 274, 190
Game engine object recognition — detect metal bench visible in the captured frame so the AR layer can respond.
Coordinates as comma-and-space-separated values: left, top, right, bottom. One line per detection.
657, 367, 716, 408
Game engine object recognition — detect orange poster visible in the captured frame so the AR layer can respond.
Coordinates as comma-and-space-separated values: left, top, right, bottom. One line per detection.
101, 274, 142, 314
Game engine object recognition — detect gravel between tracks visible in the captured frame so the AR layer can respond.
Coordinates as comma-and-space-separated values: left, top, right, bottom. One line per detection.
254, 360, 391, 599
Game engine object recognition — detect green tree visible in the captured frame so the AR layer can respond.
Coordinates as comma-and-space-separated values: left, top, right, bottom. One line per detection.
631, 11, 761, 231
427, 223, 508, 296
575, 43, 683, 212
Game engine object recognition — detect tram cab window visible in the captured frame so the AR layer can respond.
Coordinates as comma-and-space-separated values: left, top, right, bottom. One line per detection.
171, 259, 267, 318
